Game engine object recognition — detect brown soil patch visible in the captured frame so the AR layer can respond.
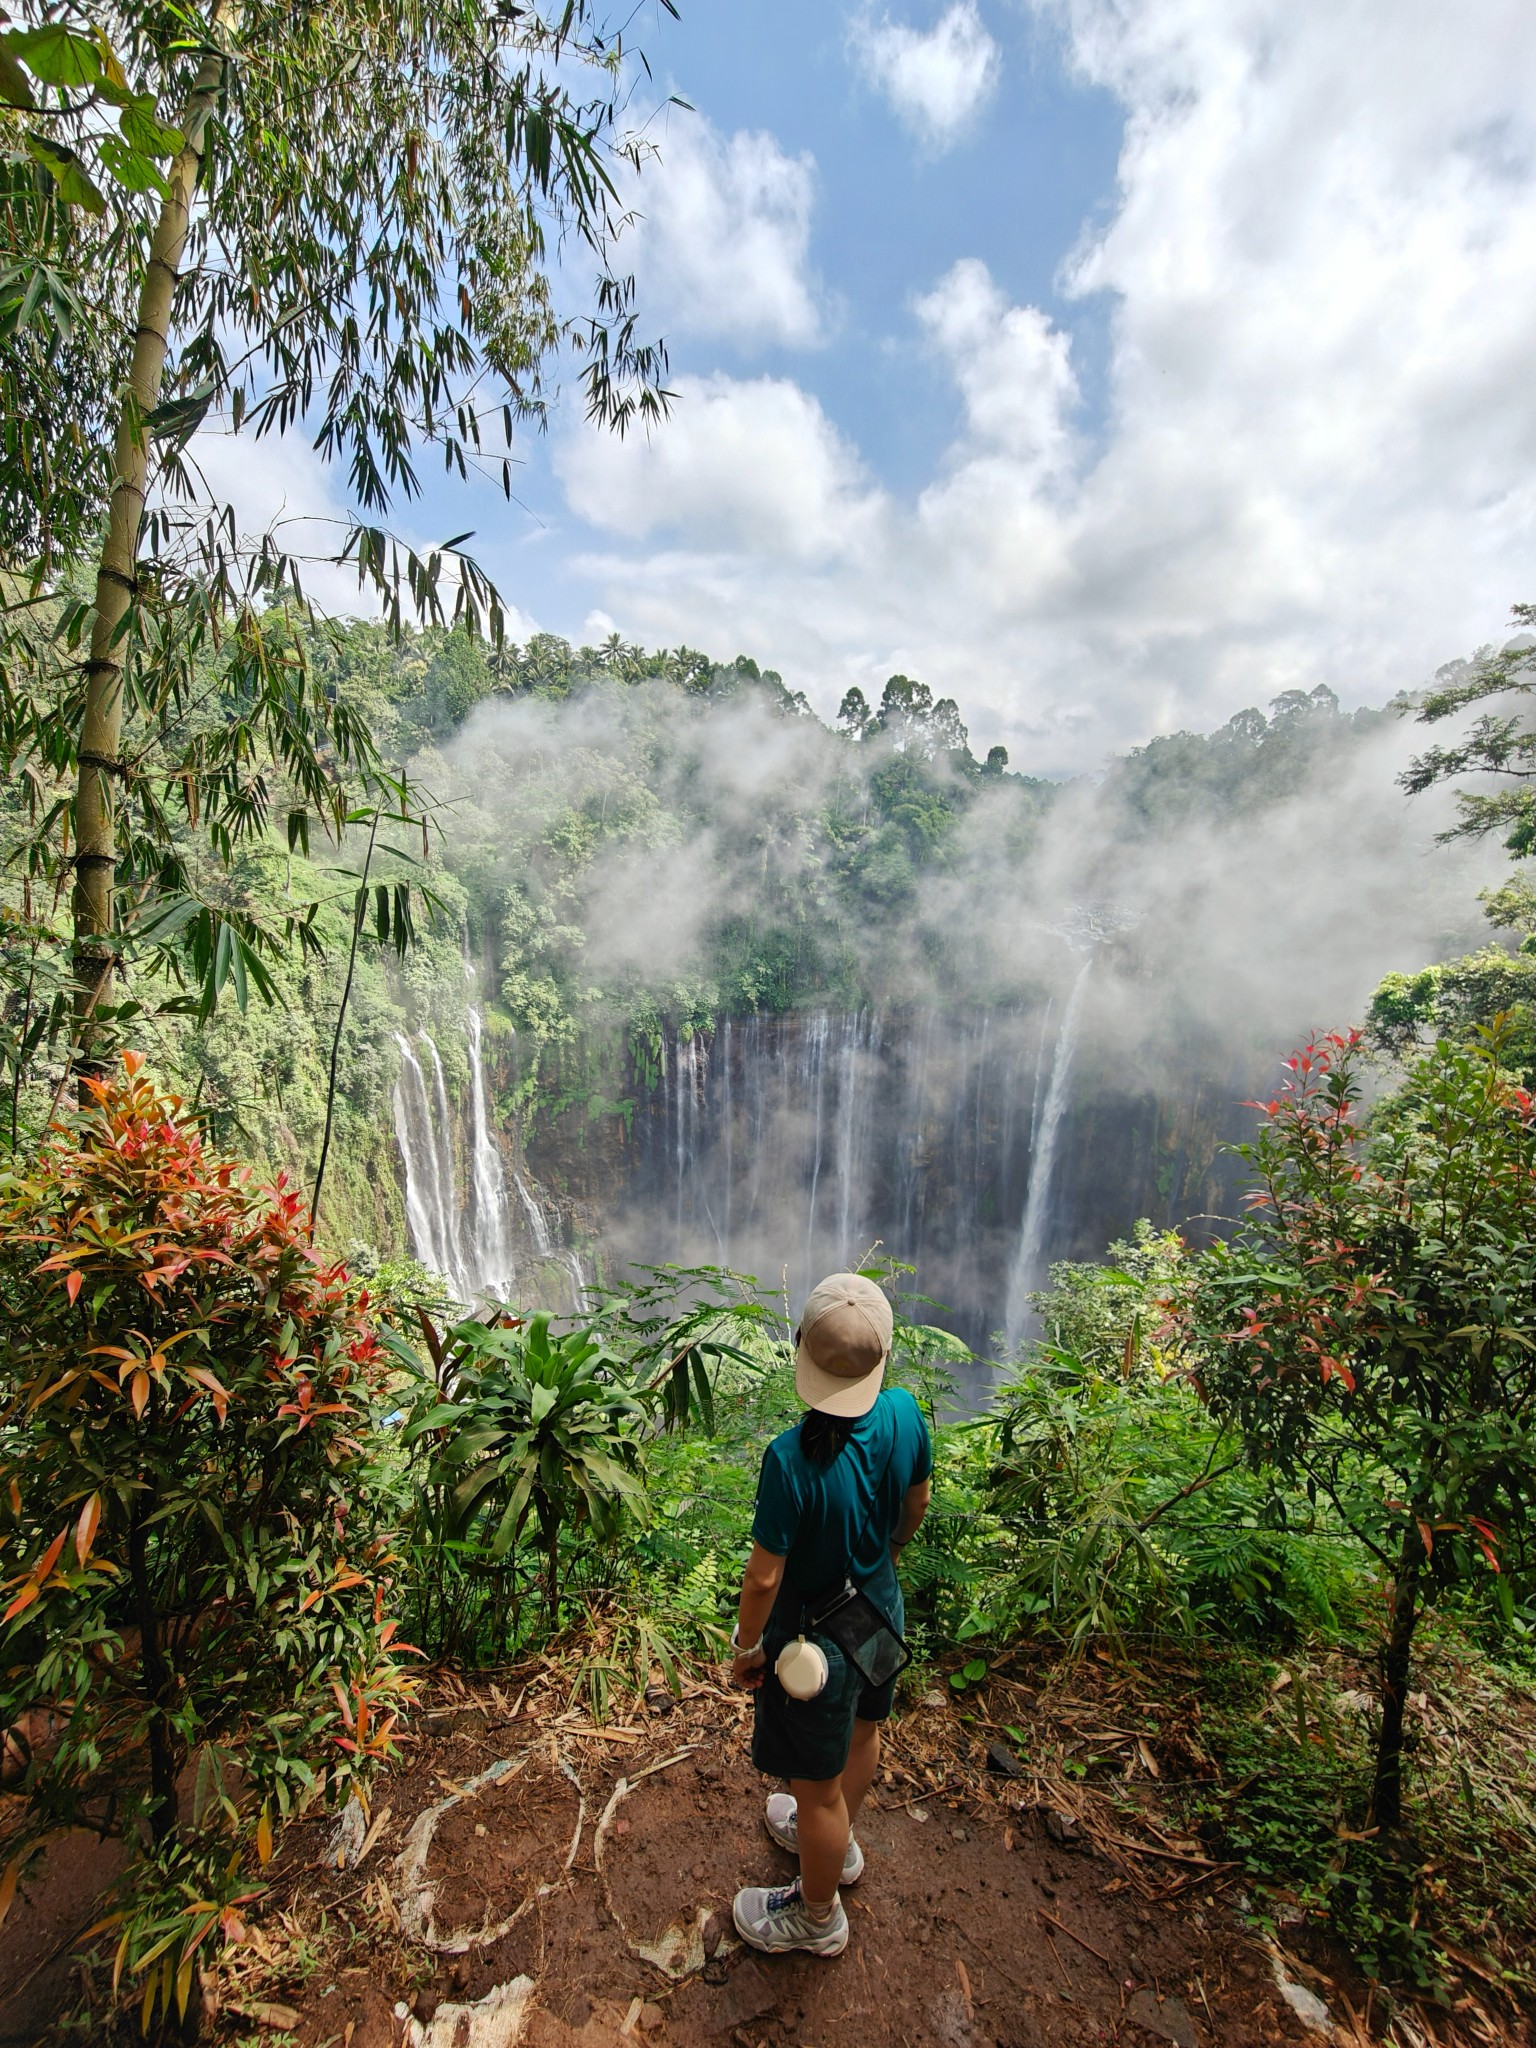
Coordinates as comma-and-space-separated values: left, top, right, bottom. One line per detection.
425, 1757, 580, 1942
0, 1824, 126, 2047
10, 1665, 1530, 2048
234, 1683, 1334, 2048
600, 1747, 752, 1967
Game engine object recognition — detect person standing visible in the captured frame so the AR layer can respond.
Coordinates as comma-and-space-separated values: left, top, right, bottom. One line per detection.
727, 1273, 933, 1958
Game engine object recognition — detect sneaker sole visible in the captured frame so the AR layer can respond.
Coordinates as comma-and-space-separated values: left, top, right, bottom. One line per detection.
763, 1815, 864, 1885
732, 1895, 849, 1958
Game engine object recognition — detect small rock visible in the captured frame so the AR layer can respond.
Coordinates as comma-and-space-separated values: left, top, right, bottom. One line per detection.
986, 1741, 1025, 1779
1043, 1809, 1082, 1848
245, 2005, 300, 2031
951, 1826, 969, 1843
922, 1689, 948, 1710
718, 1960, 775, 2027
1126, 1990, 1198, 2048
474, 1823, 487, 1838
1270, 1957, 1335, 2038
702, 1911, 726, 1957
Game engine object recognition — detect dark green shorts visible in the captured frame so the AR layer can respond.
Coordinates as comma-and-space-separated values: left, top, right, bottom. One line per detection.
751, 1627, 900, 1784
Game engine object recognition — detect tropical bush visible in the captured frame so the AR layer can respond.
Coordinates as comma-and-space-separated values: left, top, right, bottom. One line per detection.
398, 1310, 648, 1645
1182, 1026, 1536, 1825
389, 1264, 773, 1661
0, 1056, 412, 2029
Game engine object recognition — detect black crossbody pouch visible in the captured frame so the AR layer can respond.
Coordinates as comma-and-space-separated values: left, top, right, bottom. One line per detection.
803, 1575, 910, 1689
800, 1435, 912, 1690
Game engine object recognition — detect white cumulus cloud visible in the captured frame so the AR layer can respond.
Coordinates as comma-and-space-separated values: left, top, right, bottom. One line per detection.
629, 115, 826, 348
850, 2, 1001, 152
555, 372, 885, 563
552, 0, 1536, 773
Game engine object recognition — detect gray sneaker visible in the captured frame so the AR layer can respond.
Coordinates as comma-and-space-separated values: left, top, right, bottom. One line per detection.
732, 1877, 849, 1958
764, 1793, 865, 1885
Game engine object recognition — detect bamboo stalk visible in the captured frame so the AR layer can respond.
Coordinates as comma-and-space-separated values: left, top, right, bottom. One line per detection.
71, 12, 234, 1073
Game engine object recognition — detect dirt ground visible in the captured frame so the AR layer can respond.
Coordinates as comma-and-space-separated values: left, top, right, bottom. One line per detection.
211, 1679, 1378, 2048
2, 1662, 1523, 2048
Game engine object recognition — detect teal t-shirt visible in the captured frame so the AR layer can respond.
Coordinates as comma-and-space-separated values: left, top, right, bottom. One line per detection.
751, 1386, 932, 1626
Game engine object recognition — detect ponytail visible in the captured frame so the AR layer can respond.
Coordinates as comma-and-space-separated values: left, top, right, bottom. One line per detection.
800, 1408, 857, 1467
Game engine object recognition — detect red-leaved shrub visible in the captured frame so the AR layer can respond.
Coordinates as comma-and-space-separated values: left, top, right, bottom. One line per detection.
0, 1054, 415, 2027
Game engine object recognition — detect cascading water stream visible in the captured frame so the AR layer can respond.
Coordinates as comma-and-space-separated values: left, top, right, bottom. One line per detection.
393, 1015, 586, 1309
512, 1167, 554, 1257
1003, 957, 1094, 1352
392, 1035, 452, 1280
420, 1036, 470, 1296
466, 1007, 514, 1297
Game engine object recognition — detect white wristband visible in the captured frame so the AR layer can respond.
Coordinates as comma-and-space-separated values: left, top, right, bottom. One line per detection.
730, 1624, 763, 1656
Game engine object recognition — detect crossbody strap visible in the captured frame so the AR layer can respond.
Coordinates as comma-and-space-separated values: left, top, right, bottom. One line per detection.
830, 1406, 899, 1595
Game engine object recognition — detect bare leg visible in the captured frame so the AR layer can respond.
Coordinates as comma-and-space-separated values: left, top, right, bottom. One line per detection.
842, 1718, 881, 1827
789, 1773, 848, 1910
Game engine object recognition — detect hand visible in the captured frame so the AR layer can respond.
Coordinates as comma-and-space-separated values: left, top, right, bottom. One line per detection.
729, 1646, 767, 1691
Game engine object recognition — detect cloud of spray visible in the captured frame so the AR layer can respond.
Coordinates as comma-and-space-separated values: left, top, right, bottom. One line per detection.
420, 670, 1507, 1343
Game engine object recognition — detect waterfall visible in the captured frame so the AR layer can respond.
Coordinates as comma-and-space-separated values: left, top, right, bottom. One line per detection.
834, 1010, 879, 1266
466, 1008, 514, 1297
512, 1166, 554, 1257
512, 1168, 587, 1313
1004, 958, 1094, 1352
803, 1010, 831, 1289
393, 1016, 582, 1308
420, 1036, 469, 1295
392, 1035, 453, 1280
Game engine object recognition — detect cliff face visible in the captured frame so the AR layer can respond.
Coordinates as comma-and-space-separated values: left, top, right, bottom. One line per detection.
513, 998, 1258, 1353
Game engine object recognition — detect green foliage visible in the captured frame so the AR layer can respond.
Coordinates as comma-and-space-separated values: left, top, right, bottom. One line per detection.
1173, 1626, 1536, 2002
1402, 604, 1536, 851
1367, 946, 1536, 1078
1105, 684, 1392, 835
0, 1054, 411, 2024
396, 1311, 648, 1634
1189, 1029, 1536, 1600
587, 1261, 776, 1434
3, 0, 673, 570
1183, 1026, 1536, 1821
386, 1263, 777, 1661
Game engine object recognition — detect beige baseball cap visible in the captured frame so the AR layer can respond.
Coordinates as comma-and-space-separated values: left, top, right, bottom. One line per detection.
794, 1272, 893, 1418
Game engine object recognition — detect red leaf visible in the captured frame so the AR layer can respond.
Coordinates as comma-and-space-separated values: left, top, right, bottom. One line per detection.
65, 1270, 83, 1306
75, 1493, 101, 1566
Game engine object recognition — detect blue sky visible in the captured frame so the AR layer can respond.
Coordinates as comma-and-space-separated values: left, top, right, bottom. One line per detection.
487, 0, 1125, 681
211, 1, 1536, 775
629, 1, 1123, 484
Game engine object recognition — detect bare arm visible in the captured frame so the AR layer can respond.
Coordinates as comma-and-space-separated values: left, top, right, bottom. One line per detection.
891, 1477, 931, 1559
729, 1541, 786, 1689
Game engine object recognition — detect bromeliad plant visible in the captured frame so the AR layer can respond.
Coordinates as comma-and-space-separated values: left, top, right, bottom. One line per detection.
398, 1311, 649, 1630
0, 1054, 413, 2030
